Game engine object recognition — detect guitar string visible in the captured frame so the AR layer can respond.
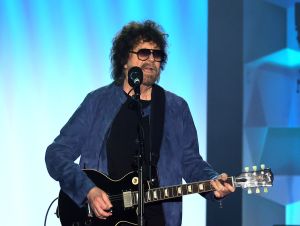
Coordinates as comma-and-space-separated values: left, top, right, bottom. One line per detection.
91, 180, 240, 205
107, 186, 216, 201
104, 177, 234, 201
108, 188, 217, 202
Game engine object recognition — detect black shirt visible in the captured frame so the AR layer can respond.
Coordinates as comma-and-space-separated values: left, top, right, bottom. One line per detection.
106, 94, 165, 226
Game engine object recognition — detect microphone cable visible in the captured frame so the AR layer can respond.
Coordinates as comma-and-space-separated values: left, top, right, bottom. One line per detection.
44, 197, 59, 226
127, 87, 134, 96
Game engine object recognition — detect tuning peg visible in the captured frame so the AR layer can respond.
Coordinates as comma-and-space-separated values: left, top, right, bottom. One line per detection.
260, 164, 265, 170
253, 165, 257, 171
256, 188, 260, 193
264, 187, 268, 193
247, 188, 252, 194
245, 166, 249, 172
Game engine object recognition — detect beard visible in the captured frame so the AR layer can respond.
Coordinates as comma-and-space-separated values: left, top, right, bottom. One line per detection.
142, 73, 160, 86
141, 63, 160, 86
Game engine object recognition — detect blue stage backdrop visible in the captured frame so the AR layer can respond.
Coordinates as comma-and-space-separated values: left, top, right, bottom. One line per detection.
243, 0, 300, 225
0, 1, 208, 225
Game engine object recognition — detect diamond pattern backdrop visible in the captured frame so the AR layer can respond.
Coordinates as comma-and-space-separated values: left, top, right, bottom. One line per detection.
243, 1, 300, 225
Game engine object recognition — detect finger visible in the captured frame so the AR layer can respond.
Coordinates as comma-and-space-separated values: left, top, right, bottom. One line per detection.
92, 199, 112, 218
101, 192, 113, 209
93, 205, 111, 219
211, 180, 225, 192
95, 213, 106, 220
224, 183, 235, 192
213, 190, 223, 198
218, 173, 228, 181
92, 194, 109, 211
210, 180, 219, 191
97, 202, 112, 217
92, 206, 106, 219
98, 208, 112, 218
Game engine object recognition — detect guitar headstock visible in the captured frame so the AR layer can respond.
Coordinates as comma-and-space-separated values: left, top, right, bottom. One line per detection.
234, 164, 274, 194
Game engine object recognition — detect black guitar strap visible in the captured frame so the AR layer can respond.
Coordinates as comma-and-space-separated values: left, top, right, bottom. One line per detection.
149, 84, 165, 182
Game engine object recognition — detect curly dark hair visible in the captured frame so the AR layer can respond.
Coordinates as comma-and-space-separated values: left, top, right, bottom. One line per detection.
110, 20, 168, 85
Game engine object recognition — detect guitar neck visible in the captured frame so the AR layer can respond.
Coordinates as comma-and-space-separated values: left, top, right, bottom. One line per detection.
59, 167, 273, 226
132, 177, 234, 205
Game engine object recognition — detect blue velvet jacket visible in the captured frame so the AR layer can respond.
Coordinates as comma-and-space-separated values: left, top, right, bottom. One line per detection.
45, 83, 218, 226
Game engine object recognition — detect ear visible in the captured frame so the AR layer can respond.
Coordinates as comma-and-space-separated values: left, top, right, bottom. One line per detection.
124, 64, 128, 69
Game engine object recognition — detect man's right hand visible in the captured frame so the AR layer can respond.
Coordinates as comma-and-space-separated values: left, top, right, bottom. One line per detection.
87, 187, 113, 219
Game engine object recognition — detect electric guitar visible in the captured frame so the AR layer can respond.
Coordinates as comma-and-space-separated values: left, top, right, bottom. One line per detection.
58, 165, 273, 226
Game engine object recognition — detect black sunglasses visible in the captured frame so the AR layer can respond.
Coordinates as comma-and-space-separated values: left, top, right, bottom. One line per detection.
129, 48, 165, 62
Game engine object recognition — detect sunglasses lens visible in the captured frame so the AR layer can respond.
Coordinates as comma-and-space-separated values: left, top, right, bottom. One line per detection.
137, 49, 151, 60
136, 49, 164, 62
153, 50, 164, 62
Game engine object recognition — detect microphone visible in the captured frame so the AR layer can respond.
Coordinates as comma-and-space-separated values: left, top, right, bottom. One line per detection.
128, 66, 143, 97
128, 66, 143, 87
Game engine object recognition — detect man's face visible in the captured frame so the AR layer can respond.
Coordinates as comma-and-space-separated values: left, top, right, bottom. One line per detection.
124, 41, 162, 87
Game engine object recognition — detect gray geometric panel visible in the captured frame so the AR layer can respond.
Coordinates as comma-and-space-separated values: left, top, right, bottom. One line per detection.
244, 1, 300, 226
244, 80, 267, 127
265, 0, 298, 8
244, 0, 286, 63
244, 127, 268, 164
261, 175, 300, 206
243, 192, 285, 226
254, 65, 297, 126
260, 128, 300, 175
245, 54, 300, 127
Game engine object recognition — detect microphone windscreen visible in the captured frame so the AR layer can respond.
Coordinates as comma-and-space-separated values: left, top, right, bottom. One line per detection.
128, 67, 143, 87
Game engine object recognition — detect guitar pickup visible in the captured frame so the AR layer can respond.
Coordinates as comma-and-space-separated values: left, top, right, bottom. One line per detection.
123, 191, 134, 208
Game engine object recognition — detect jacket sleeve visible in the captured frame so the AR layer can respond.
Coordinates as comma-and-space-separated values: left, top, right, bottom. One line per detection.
181, 100, 219, 201
45, 93, 96, 207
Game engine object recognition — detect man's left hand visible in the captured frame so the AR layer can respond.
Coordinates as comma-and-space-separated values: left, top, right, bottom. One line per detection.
211, 173, 235, 199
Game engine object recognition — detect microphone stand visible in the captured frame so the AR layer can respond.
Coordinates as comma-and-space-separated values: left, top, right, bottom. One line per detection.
132, 85, 145, 226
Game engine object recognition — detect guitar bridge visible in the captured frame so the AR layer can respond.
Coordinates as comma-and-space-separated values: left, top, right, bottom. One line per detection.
123, 191, 134, 208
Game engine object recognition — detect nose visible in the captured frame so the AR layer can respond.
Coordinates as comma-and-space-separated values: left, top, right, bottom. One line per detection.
148, 52, 155, 62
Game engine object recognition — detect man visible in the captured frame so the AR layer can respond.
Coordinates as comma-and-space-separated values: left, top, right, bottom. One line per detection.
45, 20, 234, 226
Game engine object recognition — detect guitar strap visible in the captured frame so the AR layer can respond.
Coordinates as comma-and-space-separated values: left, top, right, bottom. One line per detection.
149, 84, 165, 182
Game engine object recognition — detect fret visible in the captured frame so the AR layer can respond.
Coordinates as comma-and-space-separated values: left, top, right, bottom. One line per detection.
174, 186, 178, 197
159, 188, 164, 200
182, 184, 188, 195
150, 190, 154, 202
226, 177, 233, 187
175, 186, 179, 197
192, 183, 198, 193
170, 186, 175, 198
168, 187, 171, 197
204, 182, 212, 192
175, 186, 180, 197
131, 180, 215, 206
150, 191, 153, 202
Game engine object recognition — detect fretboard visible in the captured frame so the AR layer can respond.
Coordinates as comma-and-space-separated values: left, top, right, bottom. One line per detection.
132, 177, 234, 205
